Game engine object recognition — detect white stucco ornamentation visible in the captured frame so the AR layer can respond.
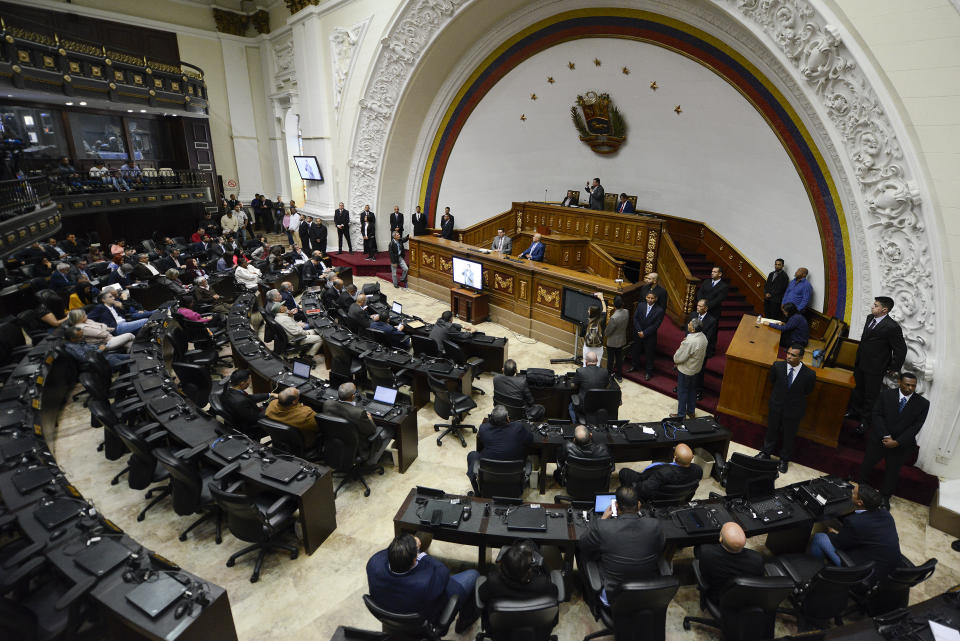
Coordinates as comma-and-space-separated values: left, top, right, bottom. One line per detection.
329, 17, 371, 116
723, 0, 936, 389
272, 33, 297, 94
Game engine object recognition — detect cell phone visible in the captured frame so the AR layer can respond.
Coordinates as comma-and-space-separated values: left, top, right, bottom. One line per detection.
611, 499, 618, 518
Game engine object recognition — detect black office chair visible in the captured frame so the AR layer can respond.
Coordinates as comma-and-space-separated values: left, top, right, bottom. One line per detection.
166, 324, 219, 369
88, 398, 157, 486
327, 339, 364, 388
172, 361, 212, 408
362, 593, 458, 641
0, 556, 96, 641
178, 316, 231, 366
840, 553, 937, 617
262, 313, 311, 361
682, 561, 794, 641
208, 483, 299, 583
476, 458, 530, 499
492, 393, 526, 421
583, 576, 679, 641
428, 373, 477, 447
572, 389, 621, 425
112, 422, 172, 522
315, 413, 385, 497
365, 359, 413, 403
257, 417, 321, 460
443, 340, 485, 396
554, 454, 614, 502
769, 554, 875, 630
411, 333, 440, 358
713, 452, 780, 499
648, 479, 700, 508
474, 572, 564, 641
153, 447, 223, 544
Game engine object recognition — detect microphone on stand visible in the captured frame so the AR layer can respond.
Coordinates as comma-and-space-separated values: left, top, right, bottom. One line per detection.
544, 188, 548, 203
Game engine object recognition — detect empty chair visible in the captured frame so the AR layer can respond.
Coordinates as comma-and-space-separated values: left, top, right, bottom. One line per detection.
112, 422, 172, 522
327, 339, 364, 388
315, 413, 385, 497
682, 566, 794, 641
583, 577, 679, 641
572, 388, 621, 425
443, 340, 485, 396
363, 593, 458, 641
845, 555, 937, 617
554, 454, 614, 502
172, 361, 212, 408
167, 324, 219, 369
365, 359, 412, 395
476, 459, 529, 499
208, 483, 300, 583
428, 374, 477, 447
411, 333, 440, 358
153, 447, 223, 544
770, 555, 875, 630
713, 452, 780, 499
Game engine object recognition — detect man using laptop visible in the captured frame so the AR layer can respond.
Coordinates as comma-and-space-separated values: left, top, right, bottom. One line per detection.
348, 292, 380, 330
265, 387, 317, 442
466, 405, 532, 495
222, 369, 275, 435
322, 382, 394, 464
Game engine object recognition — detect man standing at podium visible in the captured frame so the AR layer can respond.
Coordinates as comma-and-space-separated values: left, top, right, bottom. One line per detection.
518, 233, 545, 262
585, 177, 605, 210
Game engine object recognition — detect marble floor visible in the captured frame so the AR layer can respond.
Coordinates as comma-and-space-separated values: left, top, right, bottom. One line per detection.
50, 276, 958, 641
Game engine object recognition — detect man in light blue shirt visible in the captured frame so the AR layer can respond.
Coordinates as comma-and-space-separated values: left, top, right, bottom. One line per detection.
781, 267, 812, 312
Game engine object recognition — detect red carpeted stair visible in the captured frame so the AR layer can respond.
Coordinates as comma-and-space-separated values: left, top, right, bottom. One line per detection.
329, 250, 391, 277
621, 248, 937, 505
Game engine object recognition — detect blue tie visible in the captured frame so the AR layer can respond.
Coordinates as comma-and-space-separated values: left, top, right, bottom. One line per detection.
787, 366, 795, 387
898, 396, 907, 413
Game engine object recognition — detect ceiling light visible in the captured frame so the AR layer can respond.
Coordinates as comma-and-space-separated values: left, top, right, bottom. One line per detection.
65, 102, 73, 106
78, 101, 87, 106
139, 109, 147, 113
127, 109, 133, 113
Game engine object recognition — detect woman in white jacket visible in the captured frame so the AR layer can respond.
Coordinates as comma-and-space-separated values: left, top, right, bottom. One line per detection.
234, 256, 262, 290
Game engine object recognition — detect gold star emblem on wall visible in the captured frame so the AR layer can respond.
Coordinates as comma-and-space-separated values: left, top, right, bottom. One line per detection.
567, 61, 575, 70
520, 114, 526, 121
593, 58, 602, 66
622, 66, 630, 75
547, 76, 554, 84
530, 93, 537, 100
650, 81, 658, 91
674, 105, 682, 114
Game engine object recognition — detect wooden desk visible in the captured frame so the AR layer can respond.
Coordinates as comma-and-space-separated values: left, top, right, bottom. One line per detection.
717, 315, 855, 447
450, 287, 488, 323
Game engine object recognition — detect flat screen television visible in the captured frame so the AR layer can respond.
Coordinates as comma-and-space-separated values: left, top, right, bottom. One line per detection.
293, 155, 324, 181
561, 286, 601, 326
452, 256, 482, 290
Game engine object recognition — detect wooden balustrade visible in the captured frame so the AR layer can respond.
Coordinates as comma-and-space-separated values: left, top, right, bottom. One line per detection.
657, 230, 700, 324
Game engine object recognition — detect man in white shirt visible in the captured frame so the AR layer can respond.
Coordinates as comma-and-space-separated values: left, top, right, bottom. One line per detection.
221, 209, 240, 237
268, 301, 322, 355
233, 205, 250, 244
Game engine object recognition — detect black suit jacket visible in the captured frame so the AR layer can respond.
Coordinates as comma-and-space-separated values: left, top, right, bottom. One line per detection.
411, 212, 428, 236
222, 387, 269, 430
361, 212, 376, 238
587, 185, 605, 210
440, 217, 455, 240
831, 509, 901, 579
578, 513, 664, 596
633, 462, 702, 500
132, 263, 157, 281
334, 208, 350, 228
475, 420, 533, 461
685, 312, 717, 344
493, 374, 535, 406
638, 284, 667, 310
870, 387, 928, 449
388, 237, 407, 264
697, 544, 764, 605
337, 290, 355, 311
322, 287, 342, 308
309, 222, 327, 248
573, 365, 611, 404
322, 399, 376, 439
389, 212, 404, 232
855, 315, 907, 374
764, 270, 788, 301
695, 278, 729, 316
348, 302, 372, 329
633, 303, 664, 338
767, 361, 816, 415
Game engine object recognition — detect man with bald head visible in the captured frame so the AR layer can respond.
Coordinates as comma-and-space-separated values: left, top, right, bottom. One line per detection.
782, 267, 812, 313
265, 387, 318, 443
638, 272, 667, 311
554, 424, 612, 485
617, 443, 702, 501
696, 522, 764, 604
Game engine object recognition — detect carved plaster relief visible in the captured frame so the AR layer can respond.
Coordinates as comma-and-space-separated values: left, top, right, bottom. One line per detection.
329, 18, 371, 116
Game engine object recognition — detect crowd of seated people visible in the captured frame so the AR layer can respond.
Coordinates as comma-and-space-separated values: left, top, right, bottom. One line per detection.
42, 156, 206, 195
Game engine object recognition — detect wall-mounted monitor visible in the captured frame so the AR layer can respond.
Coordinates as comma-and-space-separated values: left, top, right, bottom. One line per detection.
293, 155, 323, 181
452, 256, 482, 291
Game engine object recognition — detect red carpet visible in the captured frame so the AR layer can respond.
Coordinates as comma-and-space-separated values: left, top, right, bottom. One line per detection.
621, 249, 937, 505
329, 250, 391, 277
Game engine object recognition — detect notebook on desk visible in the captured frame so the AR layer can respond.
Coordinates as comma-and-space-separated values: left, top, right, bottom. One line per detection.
383, 352, 411, 366
2, 437, 36, 460
211, 437, 250, 462
404, 319, 424, 329
125, 575, 186, 618
623, 425, 657, 442
419, 500, 463, 528
261, 459, 301, 484
74, 538, 131, 577
427, 361, 453, 375
139, 376, 165, 392
148, 395, 181, 415
34, 499, 83, 530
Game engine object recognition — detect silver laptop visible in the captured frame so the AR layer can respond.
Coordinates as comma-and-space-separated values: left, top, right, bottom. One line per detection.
366, 386, 398, 416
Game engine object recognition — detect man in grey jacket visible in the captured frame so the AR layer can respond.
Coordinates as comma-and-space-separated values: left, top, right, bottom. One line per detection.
491, 228, 512, 254
672, 318, 708, 419
605, 295, 628, 381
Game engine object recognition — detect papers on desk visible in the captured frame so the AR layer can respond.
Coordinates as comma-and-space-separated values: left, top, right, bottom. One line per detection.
931, 621, 960, 641
642, 426, 656, 435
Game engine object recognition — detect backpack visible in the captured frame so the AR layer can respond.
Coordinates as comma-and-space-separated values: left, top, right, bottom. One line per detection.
584, 318, 603, 347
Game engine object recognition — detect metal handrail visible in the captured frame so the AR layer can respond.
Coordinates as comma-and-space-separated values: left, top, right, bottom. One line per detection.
0, 176, 51, 221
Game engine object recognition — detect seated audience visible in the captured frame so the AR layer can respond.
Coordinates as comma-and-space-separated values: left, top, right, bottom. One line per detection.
49, 262, 74, 292
493, 359, 535, 406
265, 387, 317, 440
348, 292, 379, 330
696, 522, 764, 605
194, 277, 230, 314
68, 282, 95, 310
554, 424, 610, 485
86, 290, 151, 335
429, 310, 471, 354
569, 351, 615, 422
222, 369, 274, 434
234, 256, 261, 290
63, 326, 131, 370
366, 533, 479, 633
478, 541, 558, 603
177, 295, 221, 326
518, 233, 545, 262
267, 301, 323, 356
617, 443, 702, 501
339, 283, 358, 310
369, 318, 411, 349
322, 382, 393, 464
132, 253, 160, 281
466, 405, 533, 495
66, 308, 134, 351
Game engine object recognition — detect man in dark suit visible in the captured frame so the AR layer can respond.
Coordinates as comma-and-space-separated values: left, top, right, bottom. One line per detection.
466, 405, 533, 494
411, 205, 428, 236
584, 178, 605, 210
615, 193, 635, 214
323, 278, 344, 308
578, 485, 664, 607
493, 359, 534, 406
221, 370, 274, 435
697, 522, 764, 605
560, 190, 579, 207
687, 299, 717, 358
132, 254, 160, 281
850, 296, 907, 434
348, 292, 379, 330
695, 266, 728, 320
61, 234, 81, 256
308, 218, 327, 255
638, 272, 667, 310
439, 209, 455, 240
554, 424, 611, 485
569, 351, 614, 421
49, 264, 75, 292
756, 344, 816, 472
369, 319, 410, 349
808, 483, 900, 578
618, 443, 702, 501
628, 292, 664, 380
338, 283, 357, 311
429, 311, 471, 354
361, 206, 377, 260
334, 202, 352, 253
298, 215, 313, 254
322, 382, 392, 464
764, 258, 789, 319
859, 372, 927, 504
389, 205, 404, 234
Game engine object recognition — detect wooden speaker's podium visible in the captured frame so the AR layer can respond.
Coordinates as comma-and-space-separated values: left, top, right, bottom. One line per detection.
450, 288, 488, 323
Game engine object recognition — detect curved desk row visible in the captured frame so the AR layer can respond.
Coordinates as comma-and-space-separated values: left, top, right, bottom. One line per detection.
0, 337, 238, 640
224, 292, 421, 473
129, 311, 338, 555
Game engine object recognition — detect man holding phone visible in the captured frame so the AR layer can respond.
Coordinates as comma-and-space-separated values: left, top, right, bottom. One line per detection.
578, 486, 665, 607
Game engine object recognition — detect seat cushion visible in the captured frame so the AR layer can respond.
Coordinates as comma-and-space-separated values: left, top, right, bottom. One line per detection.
775, 553, 827, 584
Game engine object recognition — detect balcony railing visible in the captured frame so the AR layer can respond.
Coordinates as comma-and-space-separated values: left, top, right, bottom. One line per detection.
49, 169, 214, 215
0, 175, 60, 257
0, 175, 52, 221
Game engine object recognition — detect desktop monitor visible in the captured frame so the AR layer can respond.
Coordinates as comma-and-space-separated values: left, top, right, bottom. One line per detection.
452, 256, 482, 290
293, 155, 324, 181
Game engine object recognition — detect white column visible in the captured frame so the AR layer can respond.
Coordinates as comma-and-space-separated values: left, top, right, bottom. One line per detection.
219, 37, 265, 206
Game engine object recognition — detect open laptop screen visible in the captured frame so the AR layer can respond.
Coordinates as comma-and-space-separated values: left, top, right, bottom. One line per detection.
291, 360, 312, 380
391, 302, 402, 315
373, 386, 398, 405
